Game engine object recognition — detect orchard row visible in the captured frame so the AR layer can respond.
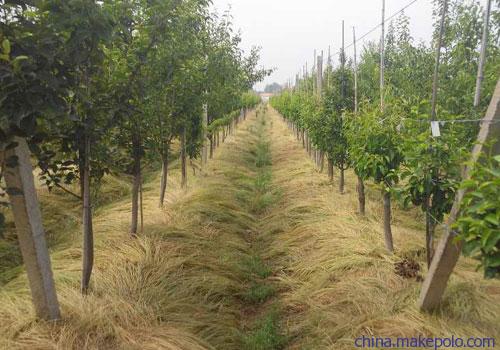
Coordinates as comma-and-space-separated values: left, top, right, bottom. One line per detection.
0, 0, 267, 320
270, 1, 499, 283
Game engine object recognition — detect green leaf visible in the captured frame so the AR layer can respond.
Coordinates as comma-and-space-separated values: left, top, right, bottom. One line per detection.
2, 39, 10, 55
484, 214, 499, 226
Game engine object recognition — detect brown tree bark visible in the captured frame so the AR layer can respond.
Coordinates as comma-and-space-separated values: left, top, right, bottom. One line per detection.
209, 135, 214, 159
382, 190, 394, 253
159, 151, 169, 207
130, 132, 142, 236
181, 127, 187, 189
202, 104, 208, 166
425, 199, 436, 268
328, 158, 334, 182
81, 132, 94, 293
357, 175, 366, 215
319, 151, 325, 172
139, 174, 144, 234
339, 167, 345, 194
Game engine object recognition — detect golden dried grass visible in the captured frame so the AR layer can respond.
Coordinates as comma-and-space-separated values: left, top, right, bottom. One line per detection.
1, 106, 498, 350
265, 107, 500, 349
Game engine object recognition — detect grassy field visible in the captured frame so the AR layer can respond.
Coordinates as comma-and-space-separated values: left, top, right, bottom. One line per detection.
0, 106, 498, 349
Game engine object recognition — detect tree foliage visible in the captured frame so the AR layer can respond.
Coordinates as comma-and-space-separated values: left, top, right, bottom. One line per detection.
271, 0, 500, 265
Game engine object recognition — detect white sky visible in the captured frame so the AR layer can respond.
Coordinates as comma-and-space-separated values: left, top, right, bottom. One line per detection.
209, 0, 489, 91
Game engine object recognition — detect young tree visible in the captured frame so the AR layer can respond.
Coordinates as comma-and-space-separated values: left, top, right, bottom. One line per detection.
347, 102, 404, 253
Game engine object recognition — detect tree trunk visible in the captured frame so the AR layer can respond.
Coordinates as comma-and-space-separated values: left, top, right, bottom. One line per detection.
1, 137, 61, 319
209, 135, 214, 159
78, 132, 85, 198
130, 132, 141, 236
140, 174, 144, 235
191, 159, 196, 175
425, 201, 436, 268
339, 167, 345, 194
319, 151, 325, 172
382, 190, 394, 253
302, 130, 305, 148
328, 158, 334, 182
82, 132, 94, 293
181, 127, 187, 188
357, 175, 366, 215
202, 104, 208, 166
159, 151, 169, 207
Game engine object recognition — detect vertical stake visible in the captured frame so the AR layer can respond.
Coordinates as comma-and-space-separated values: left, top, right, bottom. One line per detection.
353, 26, 358, 114
1, 138, 61, 320
430, 0, 448, 122
380, 0, 385, 113
341, 20, 346, 101
474, 0, 492, 108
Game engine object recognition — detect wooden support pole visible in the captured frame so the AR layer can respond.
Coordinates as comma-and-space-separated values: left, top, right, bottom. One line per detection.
341, 20, 346, 101
353, 26, 358, 114
419, 77, 500, 311
305, 62, 309, 93
474, 0, 492, 108
425, 0, 448, 267
353, 25, 366, 216
317, 54, 323, 98
380, 0, 385, 112
1, 137, 61, 320
430, 0, 448, 121
313, 49, 317, 96
379, 0, 393, 252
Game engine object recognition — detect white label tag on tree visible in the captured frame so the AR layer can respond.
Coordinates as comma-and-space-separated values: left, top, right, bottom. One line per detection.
431, 121, 441, 137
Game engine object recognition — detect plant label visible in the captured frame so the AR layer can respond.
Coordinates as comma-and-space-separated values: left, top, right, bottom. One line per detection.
431, 121, 441, 137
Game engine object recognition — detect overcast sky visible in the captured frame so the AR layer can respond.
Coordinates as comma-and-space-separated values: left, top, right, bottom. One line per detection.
209, 0, 488, 91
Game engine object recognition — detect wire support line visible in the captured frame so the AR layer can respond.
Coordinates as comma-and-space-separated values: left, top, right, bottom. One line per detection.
344, 0, 419, 52
298, 0, 420, 75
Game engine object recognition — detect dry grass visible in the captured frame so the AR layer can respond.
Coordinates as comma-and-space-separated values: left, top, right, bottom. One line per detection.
0, 112, 264, 350
0, 106, 498, 350
264, 107, 500, 350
